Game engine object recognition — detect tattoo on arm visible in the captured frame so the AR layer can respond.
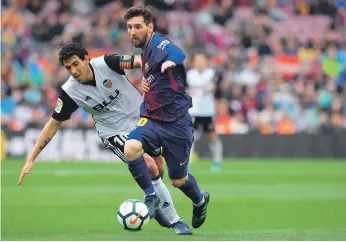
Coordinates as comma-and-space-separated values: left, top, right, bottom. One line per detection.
39, 138, 51, 151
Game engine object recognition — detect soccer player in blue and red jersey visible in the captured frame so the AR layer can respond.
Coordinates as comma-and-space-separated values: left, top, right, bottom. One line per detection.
123, 6, 210, 232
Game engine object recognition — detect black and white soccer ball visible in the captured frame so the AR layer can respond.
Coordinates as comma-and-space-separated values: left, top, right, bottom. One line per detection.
117, 199, 150, 231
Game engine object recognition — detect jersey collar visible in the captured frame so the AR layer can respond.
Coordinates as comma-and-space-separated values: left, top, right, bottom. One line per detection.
143, 32, 155, 52
82, 63, 96, 86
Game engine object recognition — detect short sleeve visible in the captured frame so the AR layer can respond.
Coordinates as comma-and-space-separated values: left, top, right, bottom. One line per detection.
52, 89, 79, 121
104, 54, 135, 75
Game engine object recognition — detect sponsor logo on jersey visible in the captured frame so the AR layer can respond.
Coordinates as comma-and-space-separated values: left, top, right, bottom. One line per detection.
103, 79, 112, 88
157, 40, 170, 50
55, 98, 63, 113
147, 74, 155, 84
85, 96, 92, 101
92, 89, 123, 112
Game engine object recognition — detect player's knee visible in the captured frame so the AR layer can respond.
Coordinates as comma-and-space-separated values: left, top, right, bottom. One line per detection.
171, 176, 188, 188
124, 140, 143, 161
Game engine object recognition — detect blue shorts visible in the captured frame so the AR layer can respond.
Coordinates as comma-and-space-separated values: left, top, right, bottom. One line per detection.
128, 114, 194, 179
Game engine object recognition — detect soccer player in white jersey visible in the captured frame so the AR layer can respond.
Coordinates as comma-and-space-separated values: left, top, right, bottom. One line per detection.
187, 53, 223, 172
17, 43, 192, 235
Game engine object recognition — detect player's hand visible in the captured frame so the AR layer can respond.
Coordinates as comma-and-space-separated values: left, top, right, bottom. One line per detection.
161, 61, 176, 73
18, 159, 34, 185
141, 77, 150, 93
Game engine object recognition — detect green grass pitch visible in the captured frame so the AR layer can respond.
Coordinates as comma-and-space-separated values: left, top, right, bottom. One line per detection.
2, 159, 346, 240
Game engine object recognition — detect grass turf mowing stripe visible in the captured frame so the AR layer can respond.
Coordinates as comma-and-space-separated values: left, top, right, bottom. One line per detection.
2, 159, 346, 240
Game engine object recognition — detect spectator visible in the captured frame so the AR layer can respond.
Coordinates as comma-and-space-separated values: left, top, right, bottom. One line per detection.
1, 0, 345, 135
322, 45, 343, 78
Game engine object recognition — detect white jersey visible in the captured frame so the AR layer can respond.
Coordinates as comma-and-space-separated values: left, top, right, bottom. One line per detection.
53, 55, 142, 140
187, 68, 216, 117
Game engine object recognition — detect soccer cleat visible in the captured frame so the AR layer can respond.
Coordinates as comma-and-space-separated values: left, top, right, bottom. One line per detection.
210, 162, 221, 173
153, 208, 170, 228
192, 192, 210, 228
171, 220, 193, 235
144, 194, 160, 218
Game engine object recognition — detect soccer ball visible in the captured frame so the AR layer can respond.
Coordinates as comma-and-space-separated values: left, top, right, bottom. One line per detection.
117, 199, 150, 231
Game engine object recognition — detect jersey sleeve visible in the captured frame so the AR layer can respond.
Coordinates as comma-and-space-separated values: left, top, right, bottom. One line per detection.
104, 54, 135, 75
154, 38, 186, 65
52, 89, 79, 121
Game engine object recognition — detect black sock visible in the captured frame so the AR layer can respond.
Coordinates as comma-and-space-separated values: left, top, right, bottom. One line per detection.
127, 156, 155, 195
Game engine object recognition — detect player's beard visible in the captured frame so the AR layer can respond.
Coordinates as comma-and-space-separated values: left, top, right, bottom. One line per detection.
131, 38, 145, 48
131, 33, 148, 49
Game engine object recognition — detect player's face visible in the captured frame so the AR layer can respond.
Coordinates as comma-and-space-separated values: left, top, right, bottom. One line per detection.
63, 55, 90, 83
193, 54, 208, 72
126, 16, 153, 49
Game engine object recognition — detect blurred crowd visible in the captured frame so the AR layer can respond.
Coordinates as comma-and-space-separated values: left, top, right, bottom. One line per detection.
1, 0, 346, 134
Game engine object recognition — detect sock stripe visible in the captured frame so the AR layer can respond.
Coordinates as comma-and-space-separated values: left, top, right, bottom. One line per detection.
151, 175, 161, 181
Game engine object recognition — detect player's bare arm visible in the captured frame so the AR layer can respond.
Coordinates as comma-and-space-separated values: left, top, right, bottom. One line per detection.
18, 118, 61, 185
133, 55, 142, 68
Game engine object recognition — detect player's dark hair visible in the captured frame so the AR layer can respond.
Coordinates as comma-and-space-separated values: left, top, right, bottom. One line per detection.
58, 42, 88, 65
124, 5, 155, 25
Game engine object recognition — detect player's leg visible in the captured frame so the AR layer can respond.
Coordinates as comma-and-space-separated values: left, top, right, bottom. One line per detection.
165, 154, 210, 229
144, 152, 192, 235
190, 117, 203, 163
148, 154, 181, 225
103, 134, 158, 217
124, 118, 162, 218
143, 153, 159, 177
145, 147, 165, 178
152, 153, 164, 178
206, 117, 223, 172
165, 150, 210, 230
141, 153, 171, 228
104, 135, 171, 227
124, 140, 155, 197
161, 114, 210, 229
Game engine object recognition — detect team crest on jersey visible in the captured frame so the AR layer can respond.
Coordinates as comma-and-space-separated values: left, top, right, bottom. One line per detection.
145, 63, 149, 71
103, 79, 112, 88
55, 98, 63, 113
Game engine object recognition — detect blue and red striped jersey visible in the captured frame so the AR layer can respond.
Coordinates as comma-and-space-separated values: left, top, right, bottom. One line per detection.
140, 33, 192, 122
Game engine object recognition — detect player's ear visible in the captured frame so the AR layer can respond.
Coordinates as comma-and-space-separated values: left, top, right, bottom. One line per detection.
84, 55, 90, 64
148, 22, 154, 34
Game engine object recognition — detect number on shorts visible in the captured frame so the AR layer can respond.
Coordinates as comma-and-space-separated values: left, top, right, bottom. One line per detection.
103, 135, 128, 162
113, 134, 128, 147
136, 117, 148, 127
